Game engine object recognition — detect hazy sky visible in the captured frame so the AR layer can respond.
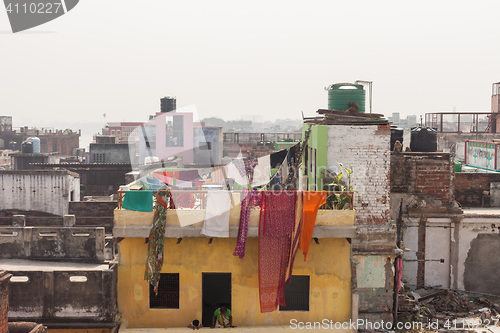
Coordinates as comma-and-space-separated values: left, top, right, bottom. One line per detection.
2, 0, 500, 136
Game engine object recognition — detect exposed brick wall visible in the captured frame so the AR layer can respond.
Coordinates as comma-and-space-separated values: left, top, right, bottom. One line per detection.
327, 125, 391, 225
391, 152, 453, 205
454, 173, 500, 207
69, 201, 116, 232
0, 202, 116, 232
0, 271, 12, 333
0, 210, 63, 227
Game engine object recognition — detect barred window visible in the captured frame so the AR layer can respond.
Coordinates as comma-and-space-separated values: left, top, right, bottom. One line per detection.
279, 275, 310, 311
149, 273, 179, 309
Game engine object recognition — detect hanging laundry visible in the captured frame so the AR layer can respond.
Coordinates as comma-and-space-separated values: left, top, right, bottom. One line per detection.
122, 190, 154, 212
233, 188, 261, 259
395, 257, 403, 292
300, 191, 327, 261
259, 191, 296, 313
170, 191, 196, 209
198, 168, 212, 180
178, 169, 199, 181
211, 166, 226, 183
201, 190, 231, 238
280, 152, 290, 189
226, 162, 247, 185
270, 149, 288, 168
145, 190, 170, 293
285, 191, 302, 283
175, 179, 193, 188
252, 155, 271, 187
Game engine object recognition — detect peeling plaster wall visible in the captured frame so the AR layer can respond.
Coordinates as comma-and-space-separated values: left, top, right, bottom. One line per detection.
457, 217, 500, 291
402, 215, 500, 293
0, 171, 79, 216
326, 125, 391, 225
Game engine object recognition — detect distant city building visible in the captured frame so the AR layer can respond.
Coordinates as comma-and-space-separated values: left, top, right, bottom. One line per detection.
388, 112, 419, 128
0, 116, 12, 132
0, 119, 80, 156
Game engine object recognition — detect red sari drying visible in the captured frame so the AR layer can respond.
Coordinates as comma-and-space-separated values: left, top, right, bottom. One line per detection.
258, 191, 296, 313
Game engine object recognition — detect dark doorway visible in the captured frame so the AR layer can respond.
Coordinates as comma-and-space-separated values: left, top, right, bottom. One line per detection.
202, 273, 231, 327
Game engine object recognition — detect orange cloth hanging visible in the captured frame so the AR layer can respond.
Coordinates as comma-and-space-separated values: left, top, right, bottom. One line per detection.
300, 191, 327, 261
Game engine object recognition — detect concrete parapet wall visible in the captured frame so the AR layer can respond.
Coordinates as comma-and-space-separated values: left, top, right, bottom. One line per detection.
8, 267, 116, 324
0, 227, 105, 261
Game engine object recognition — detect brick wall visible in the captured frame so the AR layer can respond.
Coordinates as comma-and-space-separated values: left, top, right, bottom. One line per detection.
454, 173, 500, 207
0, 210, 63, 227
69, 201, 116, 232
0, 201, 116, 232
391, 152, 453, 205
327, 125, 391, 225
0, 271, 12, 333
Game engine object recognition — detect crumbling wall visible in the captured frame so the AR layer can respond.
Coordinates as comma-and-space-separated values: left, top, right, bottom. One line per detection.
0, 211, 63, 227
8, 268, 117, 324
69, 202, 116, 232
327, 125, 391, 225
0, 226, 105, 261
0, 271, 12, 333
391, 152, 453, 207
326, 125, 395, 323
454, 173, 500, 207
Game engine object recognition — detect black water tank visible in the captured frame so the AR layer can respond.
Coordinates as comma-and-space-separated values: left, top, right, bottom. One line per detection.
410, 127, 437, 152
160, 96, 176, 113
21, 141, 33, 154
390, 126, 404, 151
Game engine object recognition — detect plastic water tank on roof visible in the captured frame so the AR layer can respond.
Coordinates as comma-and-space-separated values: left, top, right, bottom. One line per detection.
326, 83, 366, 113
26, 137, 40, 153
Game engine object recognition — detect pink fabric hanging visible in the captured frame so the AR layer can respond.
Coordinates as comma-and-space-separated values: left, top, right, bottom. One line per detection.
233, 188, 261, 259
258, 191, 296, 313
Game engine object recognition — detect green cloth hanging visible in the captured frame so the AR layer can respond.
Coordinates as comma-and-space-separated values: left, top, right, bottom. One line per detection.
145, 190, 170, 293
122, 191, 154, 212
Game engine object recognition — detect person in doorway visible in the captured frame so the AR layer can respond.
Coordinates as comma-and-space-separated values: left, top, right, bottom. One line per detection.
211, 306, 234, 328
188, 319, 203, 330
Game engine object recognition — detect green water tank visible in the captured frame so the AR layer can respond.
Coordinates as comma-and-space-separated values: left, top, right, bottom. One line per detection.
327, 83, 366, 112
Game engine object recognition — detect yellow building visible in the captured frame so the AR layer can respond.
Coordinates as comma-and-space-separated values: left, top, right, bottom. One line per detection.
113, 192, 356, 328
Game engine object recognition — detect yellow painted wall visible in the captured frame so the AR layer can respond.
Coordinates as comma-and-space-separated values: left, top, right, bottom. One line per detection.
118, 237, 351, 328
114, 206, 355, 228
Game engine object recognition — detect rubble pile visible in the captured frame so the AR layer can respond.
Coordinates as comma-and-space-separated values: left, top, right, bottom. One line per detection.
398, 288, 500, 328
305, 109, 389, 125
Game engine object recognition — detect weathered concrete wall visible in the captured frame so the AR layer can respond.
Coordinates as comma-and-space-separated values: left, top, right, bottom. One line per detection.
0, 271, 12, 333
8, 266, 117, 324
454, 172, 500, 207
0, 171, 80, 216
437, 132, 500, 160
401, 213, 500, 293
327, 125, 391, 226
402, 217, 452, 289
0, 226, 105, 261
89, 144, 131, 164
353, 255, 394, 323
0, 211, 63, 227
